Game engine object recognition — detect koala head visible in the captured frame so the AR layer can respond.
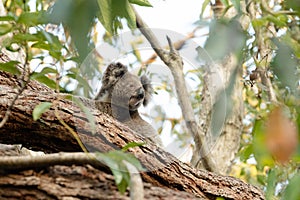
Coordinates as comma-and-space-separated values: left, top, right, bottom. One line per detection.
98, 62, 153, 111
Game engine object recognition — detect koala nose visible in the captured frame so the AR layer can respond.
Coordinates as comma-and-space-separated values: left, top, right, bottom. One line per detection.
137, 88, 145, 99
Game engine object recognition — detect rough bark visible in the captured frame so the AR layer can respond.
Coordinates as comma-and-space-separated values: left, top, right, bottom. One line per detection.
0, 64, 264, 200
0, 165, 199, 200
192, 1, 246, 174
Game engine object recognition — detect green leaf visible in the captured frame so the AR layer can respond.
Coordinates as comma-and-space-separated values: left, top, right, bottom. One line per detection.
17, 11, 48, 26
239, 144, 253, 162
0, 16, 15, 21
71, 97, 96, 133
66, 73, 93, 95
265, 169, 276, 199
0, 24, 12, 36
202, 19, 246, 61
96, 150, 144, 194
31, 74, 57, 89
31, 67, 57, 80
252, 120, 274, 169
231, 0, 240, 12
200, 0, 210, 19
33, 102, 52, 121
220, 0, 229, 7
97, 0, 136, 34
252, 18, 267, 29
97, 0, 113, 33
12, 33, 43, 42
271, 41, 298, 94
129, 0, 152, 7
49, 0, 98, 62
31, 41, 51, 51
286, 0, 300, 13
122, 142, 145, 152
282, 173, 300, 200
116, 177, 128, 194
0, 61, 21, 75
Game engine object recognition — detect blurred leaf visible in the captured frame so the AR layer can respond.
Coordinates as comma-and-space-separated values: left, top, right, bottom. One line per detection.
0, 61, 21, 75
251, 18, 267, 29
200, 19, 246, 61
97, 150, 144, 194
48, 0, 98, 62
67, 73, 92, 95
129, 0, 152, 7
239, 144, 253, 162
200, 0, 210, 19
210, 67, 238, 136
17, 11, 48, 26
32, 102, 52, 121
265, 169, 276, 199
253, 120, 274, 169
265, 107, 298, 164
266, 15, 287, 28
220, 0, 229, 7
97, 0, 136, 34
31, 73, 57, 89
282, 173, 300, 200
271, 41, 298, 94
31, 67, 57, 79
231, 0, 240, 12
71, 97, 96, 133
0, 24, 12, 36
0, 16, 16, 21
122, 142, 145, 152
13, 33, 42, 42
286, 0, 300, 13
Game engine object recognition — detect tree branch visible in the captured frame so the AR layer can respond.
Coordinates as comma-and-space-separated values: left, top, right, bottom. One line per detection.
0, 70, 264, 200
133, 7, 217, 172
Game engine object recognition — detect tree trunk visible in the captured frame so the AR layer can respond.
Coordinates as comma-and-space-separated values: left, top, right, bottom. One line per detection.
0, 54, 264, 199
0, 165, 199, 200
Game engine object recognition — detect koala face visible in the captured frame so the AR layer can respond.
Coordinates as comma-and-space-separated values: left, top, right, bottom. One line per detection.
99, 62, 153, 111
112, 73, 146, 111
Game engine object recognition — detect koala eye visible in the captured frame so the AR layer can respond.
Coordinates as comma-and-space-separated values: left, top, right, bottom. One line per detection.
136, 87, 145, 99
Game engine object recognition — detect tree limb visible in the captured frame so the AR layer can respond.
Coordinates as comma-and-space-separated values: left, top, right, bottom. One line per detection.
0, 70, 264, 200
133, 6, 217, 173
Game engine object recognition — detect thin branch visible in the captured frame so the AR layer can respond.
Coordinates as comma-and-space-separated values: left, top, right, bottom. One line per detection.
0, 152, 105, 171
133, 7, 217, 172
0, 54, 30, 128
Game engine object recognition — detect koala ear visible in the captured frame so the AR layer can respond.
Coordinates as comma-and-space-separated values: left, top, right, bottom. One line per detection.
140, 75, 153, 106
95, 62, 128, 100
101, 62, 128, 90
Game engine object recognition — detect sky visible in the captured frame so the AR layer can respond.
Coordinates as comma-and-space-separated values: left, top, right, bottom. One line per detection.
135, 0, 204, 34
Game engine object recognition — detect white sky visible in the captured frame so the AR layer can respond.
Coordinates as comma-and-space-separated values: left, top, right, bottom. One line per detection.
135, 0, 204, 34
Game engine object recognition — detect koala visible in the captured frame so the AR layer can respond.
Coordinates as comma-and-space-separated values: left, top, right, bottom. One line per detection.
94, 62, 162, 146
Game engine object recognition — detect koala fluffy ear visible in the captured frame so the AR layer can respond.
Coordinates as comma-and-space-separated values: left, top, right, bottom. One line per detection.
101, 62, 128, 90
140, 75, 153, 106
95, 62, 128, 100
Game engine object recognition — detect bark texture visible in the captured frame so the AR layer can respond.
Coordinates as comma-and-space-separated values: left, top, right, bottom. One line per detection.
0, 59, 264, 199
0, 165, 200, 200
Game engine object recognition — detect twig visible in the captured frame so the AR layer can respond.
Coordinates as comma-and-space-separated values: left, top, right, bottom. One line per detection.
0, 152, 105, 171
133, 7, 217, 172
0, 51, 30, 128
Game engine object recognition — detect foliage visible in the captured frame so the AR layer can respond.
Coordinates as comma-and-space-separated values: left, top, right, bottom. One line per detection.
97, 147, 145, 194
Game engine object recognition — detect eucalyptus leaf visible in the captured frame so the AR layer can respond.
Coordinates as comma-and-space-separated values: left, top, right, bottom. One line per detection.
129, 0, 152, 7
0, 24, 12, 36
33, 102, 52, 121
271, 41, 298, 94
122, 142, 145, 152
283, 173, 300, 200
0, 61, 21, 75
